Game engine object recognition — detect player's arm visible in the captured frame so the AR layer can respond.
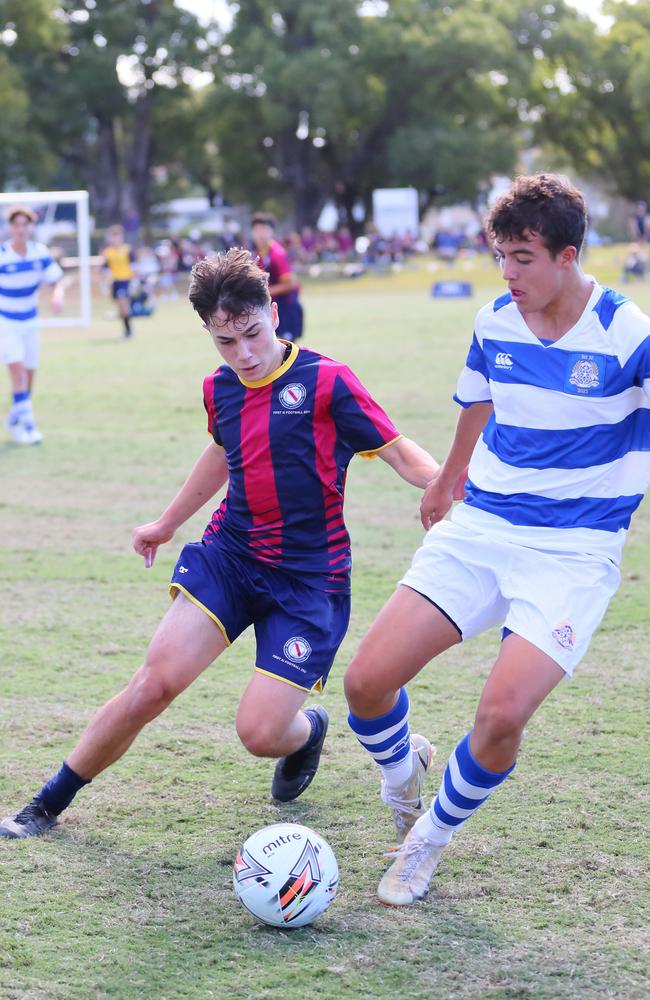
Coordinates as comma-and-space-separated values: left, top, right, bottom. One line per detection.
420, 401, 493, 530
50, 277, 65, 314
376, 436, 439, 488
133, 440, 228, 568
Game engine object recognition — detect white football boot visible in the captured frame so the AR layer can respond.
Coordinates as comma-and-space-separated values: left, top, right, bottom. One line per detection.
377, 825, 446, 906
381, 734, 434, 849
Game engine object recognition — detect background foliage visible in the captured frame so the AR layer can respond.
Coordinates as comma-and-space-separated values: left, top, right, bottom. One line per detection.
1, 1, 649, 226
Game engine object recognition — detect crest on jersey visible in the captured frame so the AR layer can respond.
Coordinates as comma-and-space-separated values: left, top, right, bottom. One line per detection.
552, 622, 576, 651
569, 360, 599, 390
283, 636, 312, 662
279, 383, 307, 409
565, 353, 605, 396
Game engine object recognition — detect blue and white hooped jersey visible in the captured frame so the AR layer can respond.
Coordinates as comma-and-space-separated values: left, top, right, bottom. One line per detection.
453, 279, 650, 564
0, 240, 63, 329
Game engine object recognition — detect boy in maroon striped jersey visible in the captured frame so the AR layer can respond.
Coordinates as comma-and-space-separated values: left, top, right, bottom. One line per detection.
1, 247, 441, 839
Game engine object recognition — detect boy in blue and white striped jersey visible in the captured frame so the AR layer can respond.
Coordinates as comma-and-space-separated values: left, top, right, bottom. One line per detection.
345, 173, 650, 906
1, 206, 65, 445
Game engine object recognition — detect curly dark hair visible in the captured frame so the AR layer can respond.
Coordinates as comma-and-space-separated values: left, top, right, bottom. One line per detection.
188, 247, 270, 326
486, 173, 588, 256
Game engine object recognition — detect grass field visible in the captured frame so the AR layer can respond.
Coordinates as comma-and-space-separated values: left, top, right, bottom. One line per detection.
1, 249, 648, 1000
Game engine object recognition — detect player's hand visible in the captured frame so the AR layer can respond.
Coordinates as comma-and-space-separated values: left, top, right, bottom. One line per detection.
51, 293, 64, 314
420, 474, 455, 530
452, 465, 469, 501
132, 520, 174, 568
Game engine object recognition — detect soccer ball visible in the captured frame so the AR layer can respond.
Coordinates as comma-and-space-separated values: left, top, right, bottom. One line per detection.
233, 822, 339, 928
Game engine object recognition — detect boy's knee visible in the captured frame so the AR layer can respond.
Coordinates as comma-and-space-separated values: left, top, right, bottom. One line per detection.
124, 664, 177, 724
474, 698, 525, 746
344, 665, 399, 719
236, 715, 282, 757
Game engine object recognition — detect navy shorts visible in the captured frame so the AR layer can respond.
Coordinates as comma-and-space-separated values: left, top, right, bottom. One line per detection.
170, 541, 350, 693
112, 280, 130, 300
276, 298, 303, 341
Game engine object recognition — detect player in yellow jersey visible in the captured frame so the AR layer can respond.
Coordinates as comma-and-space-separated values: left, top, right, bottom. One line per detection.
101, 224, 134, 338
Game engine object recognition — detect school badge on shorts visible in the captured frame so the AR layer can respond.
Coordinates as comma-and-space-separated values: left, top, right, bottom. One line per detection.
552, 621, 576, 651
564, 353, 605, 396
283, 637, 312, 663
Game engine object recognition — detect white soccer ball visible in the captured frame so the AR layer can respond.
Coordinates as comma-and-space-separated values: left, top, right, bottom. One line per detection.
233, 822, 339, 928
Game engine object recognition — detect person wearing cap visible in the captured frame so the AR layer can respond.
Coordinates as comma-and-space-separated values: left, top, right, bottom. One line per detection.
1, 205, 65, 445
251, 212, 304, 342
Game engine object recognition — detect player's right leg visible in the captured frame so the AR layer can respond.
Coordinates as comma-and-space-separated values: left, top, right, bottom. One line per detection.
379, 637, 564, 907
113, 282, 132, 338
0, 594, 227, 838
3, 331, 40, 444
344, 584, 461, 850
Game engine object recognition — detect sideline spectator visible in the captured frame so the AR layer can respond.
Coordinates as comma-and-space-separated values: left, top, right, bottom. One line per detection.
156, 240, 180, 300
629, 201, 648, 243
622, 243, 646, 283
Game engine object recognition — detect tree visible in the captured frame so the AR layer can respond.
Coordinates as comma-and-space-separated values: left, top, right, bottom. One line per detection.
0, 0, 66, 188
532, 0, 650, 201
2, 0, 212, 227
204, 0, 587, 229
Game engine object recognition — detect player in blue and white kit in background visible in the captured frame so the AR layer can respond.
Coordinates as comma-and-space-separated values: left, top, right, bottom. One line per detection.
344, 173, 650, 906
1, 205, 65, 445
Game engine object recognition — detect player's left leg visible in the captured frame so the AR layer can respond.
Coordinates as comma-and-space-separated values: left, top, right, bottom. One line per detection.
345, 585, 461, 848
378, 637, 565, 906
243, 579, 350, 802
236, 673, 328, 803
5, 351, 41, 445
113, 282, 132, 338
236, 672, 312, 757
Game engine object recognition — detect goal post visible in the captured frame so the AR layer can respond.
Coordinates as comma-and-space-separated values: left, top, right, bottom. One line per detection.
0, 189, 92, 327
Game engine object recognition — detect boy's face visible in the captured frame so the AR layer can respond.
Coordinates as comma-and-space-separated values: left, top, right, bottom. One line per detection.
251, 222, 273, 250
206, 301, 285, 381
493, 230, 577, 314
9, 215, 33, 244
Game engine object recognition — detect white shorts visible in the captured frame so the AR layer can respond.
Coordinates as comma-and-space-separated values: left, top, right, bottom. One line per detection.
399, 519, 621, 676
0, 322, 40, 369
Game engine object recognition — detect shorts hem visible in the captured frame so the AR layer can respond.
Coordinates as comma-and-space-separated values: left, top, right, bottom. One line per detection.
169, 583, 231, 645
501, 627, 574, 678
254, 666, 324, 694
399, 583, 463, 639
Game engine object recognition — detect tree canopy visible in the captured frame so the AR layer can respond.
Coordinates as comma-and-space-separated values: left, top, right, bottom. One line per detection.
0, 0, 648, 229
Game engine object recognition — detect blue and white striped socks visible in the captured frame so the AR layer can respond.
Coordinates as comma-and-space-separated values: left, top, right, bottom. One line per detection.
348, 688, 413, 788
414, 731, 515, 845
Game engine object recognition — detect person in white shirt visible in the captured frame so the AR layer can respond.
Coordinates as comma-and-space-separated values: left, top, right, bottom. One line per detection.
344, 173, 650, 907
1, 205, 65, 445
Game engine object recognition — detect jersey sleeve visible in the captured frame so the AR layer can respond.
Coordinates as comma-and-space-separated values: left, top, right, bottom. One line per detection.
42, 254, 64, 285
202, 373, 222, 445
453, 330, 493, 408
331, 366, 401, 457
270, 243, 293, 279
640, 335, 650, 404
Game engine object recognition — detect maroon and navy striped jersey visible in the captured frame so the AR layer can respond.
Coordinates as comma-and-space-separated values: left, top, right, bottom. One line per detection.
202, 342, 401, 592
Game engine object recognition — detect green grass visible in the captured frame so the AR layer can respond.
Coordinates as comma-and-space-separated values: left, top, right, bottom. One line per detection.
0, 248, 649, 999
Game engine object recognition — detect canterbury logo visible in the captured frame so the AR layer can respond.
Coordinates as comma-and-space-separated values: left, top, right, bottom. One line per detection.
495, 352, 513, 368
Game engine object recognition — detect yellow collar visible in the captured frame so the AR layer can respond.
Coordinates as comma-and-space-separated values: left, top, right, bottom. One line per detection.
237, 340, 299, 387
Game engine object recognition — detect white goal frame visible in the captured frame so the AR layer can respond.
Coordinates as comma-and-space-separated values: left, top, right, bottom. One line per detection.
0, 189, 92, 327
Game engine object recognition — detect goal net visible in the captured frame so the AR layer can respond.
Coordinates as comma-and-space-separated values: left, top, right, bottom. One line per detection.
0, 189, 92, 327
